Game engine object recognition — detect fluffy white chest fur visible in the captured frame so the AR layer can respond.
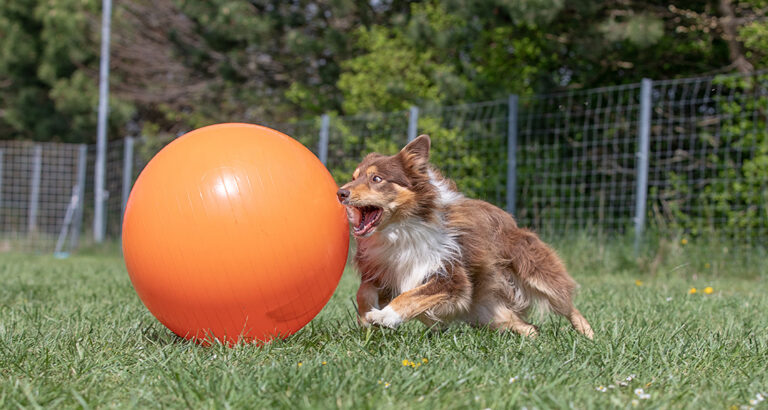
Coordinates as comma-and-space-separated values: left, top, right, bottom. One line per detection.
358, 218, 460, 293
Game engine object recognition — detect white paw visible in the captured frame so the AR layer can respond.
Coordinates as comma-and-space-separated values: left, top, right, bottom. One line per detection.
365, 306, 403, 329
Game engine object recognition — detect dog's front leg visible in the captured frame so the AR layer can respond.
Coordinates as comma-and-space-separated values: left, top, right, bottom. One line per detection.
365, 269, 471, 329
356, 281, 382, 327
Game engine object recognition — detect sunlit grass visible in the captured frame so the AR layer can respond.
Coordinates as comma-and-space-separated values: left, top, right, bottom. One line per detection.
1, 236, 766, 408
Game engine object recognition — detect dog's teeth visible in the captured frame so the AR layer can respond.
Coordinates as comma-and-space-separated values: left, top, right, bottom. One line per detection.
346, 206, 362, 227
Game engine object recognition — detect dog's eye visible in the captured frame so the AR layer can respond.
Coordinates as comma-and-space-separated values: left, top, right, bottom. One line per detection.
372, 175, 383, 183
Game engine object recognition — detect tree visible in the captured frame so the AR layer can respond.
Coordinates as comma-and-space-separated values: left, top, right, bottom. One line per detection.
2, 0, 768, 143
0, 0, 132, 142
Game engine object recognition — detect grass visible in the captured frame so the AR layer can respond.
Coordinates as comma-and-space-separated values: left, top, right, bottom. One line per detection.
1, 235, 767, 409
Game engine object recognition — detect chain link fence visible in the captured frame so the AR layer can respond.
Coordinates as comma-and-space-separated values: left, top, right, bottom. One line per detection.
1, 71, 766, 254
515, 84, 644, 234
649, 73, 768, 249
0, 141, 87, 253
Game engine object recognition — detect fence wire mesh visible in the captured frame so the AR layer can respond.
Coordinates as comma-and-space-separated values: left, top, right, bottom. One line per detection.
0, 141, 86, 252
648, 72, 768, 248
323, 110, 411, 184
1, 71, 766, 254
269, 119, 321, 157
422, 100, 510, 207
516, 84, 643, 234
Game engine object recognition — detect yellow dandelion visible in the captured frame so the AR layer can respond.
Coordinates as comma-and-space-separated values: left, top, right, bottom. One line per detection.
635, 280, 643, 286
402, 359, 409, 366
704, 286, 713, 294
322, 361, 327, 365
688, 287, 697, 294
297, 362, 303, 367
705, 262, 711, 269
681, 238, 688, 245
422, 358, 428, 364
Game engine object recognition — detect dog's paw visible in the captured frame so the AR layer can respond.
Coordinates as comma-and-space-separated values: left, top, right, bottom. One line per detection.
365, 306, 403, 329
357, 315, 371, 328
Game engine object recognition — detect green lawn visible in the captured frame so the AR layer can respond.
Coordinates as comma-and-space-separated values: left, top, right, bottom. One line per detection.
1, 236, 766, 409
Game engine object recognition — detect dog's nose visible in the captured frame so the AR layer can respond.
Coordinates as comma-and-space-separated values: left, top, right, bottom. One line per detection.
336, 189, 350, 203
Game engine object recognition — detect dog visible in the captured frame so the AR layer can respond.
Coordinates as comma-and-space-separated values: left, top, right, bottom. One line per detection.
336, 135, 593, 339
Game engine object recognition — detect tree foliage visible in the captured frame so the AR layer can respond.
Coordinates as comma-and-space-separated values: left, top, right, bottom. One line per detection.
1, 0, 768, 142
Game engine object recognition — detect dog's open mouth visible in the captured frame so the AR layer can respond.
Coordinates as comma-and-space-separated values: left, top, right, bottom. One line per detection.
347, 205, 383, 237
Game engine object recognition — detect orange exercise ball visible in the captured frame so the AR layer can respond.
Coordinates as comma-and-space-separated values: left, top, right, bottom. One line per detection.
122, 123, 349, 345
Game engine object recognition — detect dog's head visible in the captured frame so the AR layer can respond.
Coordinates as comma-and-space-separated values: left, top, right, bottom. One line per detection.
337, 135, 436, 237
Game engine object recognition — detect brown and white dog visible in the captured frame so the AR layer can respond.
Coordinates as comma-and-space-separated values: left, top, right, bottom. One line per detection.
336, 135, 593, 339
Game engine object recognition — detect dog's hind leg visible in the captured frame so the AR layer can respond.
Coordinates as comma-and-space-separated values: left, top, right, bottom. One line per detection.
488, 305, 539, 338
567, 308, 593, 339
507, 232, 594, 339
521, 274, 594, 339
465, 284, 539, 337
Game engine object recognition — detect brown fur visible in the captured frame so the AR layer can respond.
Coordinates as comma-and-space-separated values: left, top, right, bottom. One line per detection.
338, 135, 593, 339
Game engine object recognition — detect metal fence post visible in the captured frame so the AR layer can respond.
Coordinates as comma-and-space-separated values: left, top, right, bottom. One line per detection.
70, 144, 88, 250
94, 141, 107, 243
506, 95, 519, 215
634, 78, 653, 254
28, 145, 43, 233
121, 136, 135, 222
408, 106, 419, 142
0, 149, 4, 209
94, 0, 113, 243
318, 114, 330, 166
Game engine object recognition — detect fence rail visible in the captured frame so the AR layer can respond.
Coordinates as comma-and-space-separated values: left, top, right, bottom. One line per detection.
1, 71, 766, 254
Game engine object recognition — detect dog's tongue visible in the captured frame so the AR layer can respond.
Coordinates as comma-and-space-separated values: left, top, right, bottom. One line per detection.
346, 206, 362, 227
362, 208, 377, 226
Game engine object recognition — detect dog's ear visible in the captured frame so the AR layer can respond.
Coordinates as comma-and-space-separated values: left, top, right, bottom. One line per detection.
400, 134, 431, 163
